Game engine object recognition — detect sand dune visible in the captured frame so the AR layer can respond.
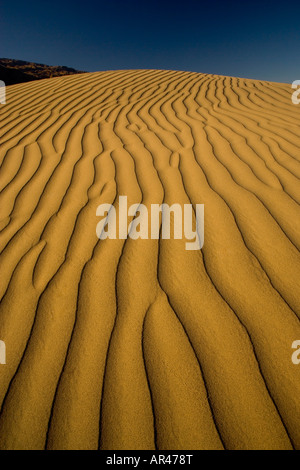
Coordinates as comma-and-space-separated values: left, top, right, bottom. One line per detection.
0, 70, 299, 450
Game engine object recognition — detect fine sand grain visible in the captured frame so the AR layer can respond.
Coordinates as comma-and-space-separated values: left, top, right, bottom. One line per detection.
0, 70, 299, 450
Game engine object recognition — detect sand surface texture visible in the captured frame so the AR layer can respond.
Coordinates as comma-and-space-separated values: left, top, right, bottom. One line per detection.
0, 70, 299, 450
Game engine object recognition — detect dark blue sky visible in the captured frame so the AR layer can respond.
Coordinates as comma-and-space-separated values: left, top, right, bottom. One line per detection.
1, 0, 299, 83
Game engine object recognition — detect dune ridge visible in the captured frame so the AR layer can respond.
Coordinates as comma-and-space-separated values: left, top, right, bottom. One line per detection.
0, 70, 299, 450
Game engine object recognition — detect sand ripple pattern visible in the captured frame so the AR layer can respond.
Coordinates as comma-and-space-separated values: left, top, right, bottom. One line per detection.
0, 70, 300, 450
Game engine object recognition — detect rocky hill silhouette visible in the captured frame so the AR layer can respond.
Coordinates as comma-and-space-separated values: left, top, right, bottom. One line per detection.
0, 58, 85, 85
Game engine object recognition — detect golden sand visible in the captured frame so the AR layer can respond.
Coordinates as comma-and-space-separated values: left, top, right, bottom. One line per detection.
0, 70, 299, 450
